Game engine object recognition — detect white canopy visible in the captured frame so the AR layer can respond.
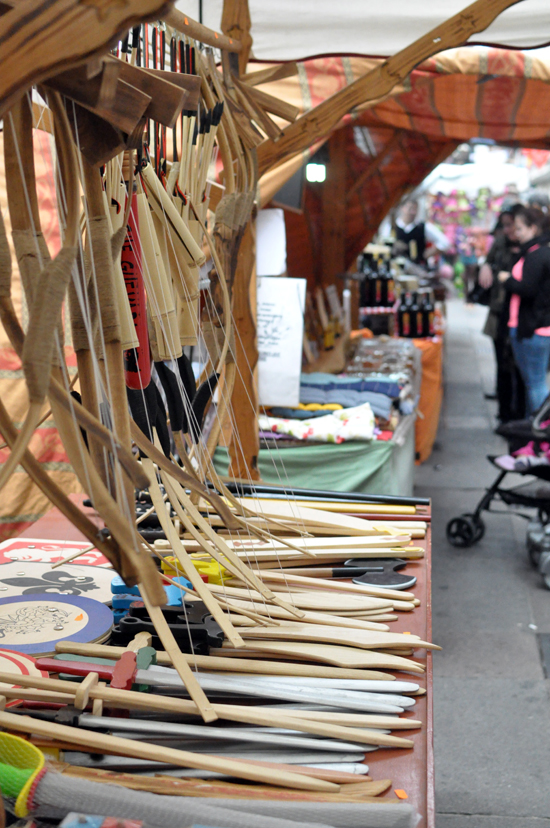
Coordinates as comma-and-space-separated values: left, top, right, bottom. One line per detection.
176, 1, 550, 62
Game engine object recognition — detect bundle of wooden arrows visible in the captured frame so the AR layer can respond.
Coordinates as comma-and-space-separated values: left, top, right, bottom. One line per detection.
0, 1, 439, 827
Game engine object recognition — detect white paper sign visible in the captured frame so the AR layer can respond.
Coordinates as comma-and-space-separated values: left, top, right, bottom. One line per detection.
257, 276, 306, 407
256, 208, 287, 276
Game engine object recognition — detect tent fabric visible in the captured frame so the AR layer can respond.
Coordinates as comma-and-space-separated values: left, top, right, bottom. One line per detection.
0, 132, 81, 541
255, 47, 550, 279
214, 421, 417, 496
413, 338, 444, 465
179, 1, 550, 62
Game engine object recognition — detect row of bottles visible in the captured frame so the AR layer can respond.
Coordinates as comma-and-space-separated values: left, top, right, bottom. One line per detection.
359, 252, 395, 308
398, 291, 435, 338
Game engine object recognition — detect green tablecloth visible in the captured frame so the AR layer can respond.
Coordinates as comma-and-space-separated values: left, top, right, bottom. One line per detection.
214, 420, 415, 496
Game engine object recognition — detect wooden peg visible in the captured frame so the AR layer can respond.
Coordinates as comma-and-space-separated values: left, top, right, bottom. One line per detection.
127, 632, 153, 653
74, 672, 99, 710
92, 682, 105, 717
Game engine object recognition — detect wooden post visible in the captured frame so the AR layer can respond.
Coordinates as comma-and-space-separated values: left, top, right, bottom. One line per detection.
229, 217, 260, 480
221, 0, 253, 76
321, 129, 347, 288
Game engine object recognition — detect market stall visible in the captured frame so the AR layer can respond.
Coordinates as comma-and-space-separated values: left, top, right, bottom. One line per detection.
1, 3, 550, 828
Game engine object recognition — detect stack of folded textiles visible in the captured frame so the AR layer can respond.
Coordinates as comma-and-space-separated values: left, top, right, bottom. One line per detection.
259, 336, 420, 444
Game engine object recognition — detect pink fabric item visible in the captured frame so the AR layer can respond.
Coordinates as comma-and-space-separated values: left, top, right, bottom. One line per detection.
512, 439, 550, 459
508, 257, 523, 328
507, 244, 550, 334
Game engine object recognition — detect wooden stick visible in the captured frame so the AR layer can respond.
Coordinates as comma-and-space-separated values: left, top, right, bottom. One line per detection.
0, 711, 336, 793
141, 456, 244, 648
164, 8, 242, 53
49, 761, 379, 793
162, 471, 305, 618
0, 672, 413, 747
55, 642, 395, 681
138, 588, 217, 723
244, 570, 417, 602
237, 623, 439, 651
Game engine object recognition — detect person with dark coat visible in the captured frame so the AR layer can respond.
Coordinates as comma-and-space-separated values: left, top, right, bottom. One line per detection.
498, 206, 550, 415
394, 199, 450, 265
480, 205, 524, 422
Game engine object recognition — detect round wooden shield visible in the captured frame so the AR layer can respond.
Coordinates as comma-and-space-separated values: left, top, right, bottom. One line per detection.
0, 648, 48, 707
0, 562, 113, 604
0, 594, 113, 656
0, 538, 111, 567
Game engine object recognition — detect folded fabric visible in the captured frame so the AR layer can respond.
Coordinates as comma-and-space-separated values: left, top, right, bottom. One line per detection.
270, 407, 340, 420
301, 372, 403, 399
299, 387, 393, 420
258, 402, 375, 444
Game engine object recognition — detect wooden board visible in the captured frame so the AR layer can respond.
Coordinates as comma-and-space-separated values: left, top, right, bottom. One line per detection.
233, 500, 400, 536
0, 537, 110, 567
221, 599, 391, 632
55, 641, 396, 681
0, 594, 113, 656
238, 623, 435, 651
195, 536, 416, 553
206, 584, 392, 613
214, 641, 425, 673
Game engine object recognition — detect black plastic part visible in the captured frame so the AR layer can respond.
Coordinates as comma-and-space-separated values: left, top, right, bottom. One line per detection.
110, 600, 224, 652
219, 482, 430, 507
190, 372, 220, 442
152, 383, 171, 458
127, 383, 156, 444
155, 361, 186, 433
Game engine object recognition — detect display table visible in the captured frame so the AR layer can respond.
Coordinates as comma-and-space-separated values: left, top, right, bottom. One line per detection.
20, 494, 433, 827
364, 517, 434, 827
215, 414, 416, 496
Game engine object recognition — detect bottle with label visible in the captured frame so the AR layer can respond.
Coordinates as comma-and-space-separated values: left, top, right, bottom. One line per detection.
373, 256, 383, 306
398, 292, 412, 337
379, 254, 395, 307
409, 292, 422, 338
386, 254, 396, 306
422, 291, 435, 337
360, 253, 378, 307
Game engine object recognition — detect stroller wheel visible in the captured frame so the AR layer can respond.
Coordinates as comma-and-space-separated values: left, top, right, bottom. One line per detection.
463, 513, 485, 542
446, 514, 483, 547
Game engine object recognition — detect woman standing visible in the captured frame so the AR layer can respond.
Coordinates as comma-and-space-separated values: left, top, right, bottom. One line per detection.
480, 205, 523, 422
499, 207, 550, 415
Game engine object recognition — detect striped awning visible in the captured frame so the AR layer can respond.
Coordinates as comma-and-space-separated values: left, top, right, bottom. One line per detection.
254, 47, 550, 281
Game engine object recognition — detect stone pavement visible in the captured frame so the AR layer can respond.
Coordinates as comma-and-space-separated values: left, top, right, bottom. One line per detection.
415, 300, 550, 827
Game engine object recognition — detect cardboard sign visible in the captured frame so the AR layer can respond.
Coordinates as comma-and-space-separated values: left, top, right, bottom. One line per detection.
257, 276, 306, 407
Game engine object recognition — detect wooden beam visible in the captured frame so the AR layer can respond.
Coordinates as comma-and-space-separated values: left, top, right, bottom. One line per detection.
243, 63, 299, 88
164, 7, 241, 52
346, 130, 406, 202
0, 0, 175, 119
321, 128, 347, 288
229, 218, 260, 480
221, 0, 253, 75
246, 83, 300, 123
256, 0, 525, 175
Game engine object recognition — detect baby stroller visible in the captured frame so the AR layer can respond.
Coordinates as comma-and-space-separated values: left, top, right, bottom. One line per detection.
446, 396, 550, 589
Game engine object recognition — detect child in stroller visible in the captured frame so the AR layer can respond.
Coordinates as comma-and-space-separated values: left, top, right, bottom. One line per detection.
446, 395, 550, 589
